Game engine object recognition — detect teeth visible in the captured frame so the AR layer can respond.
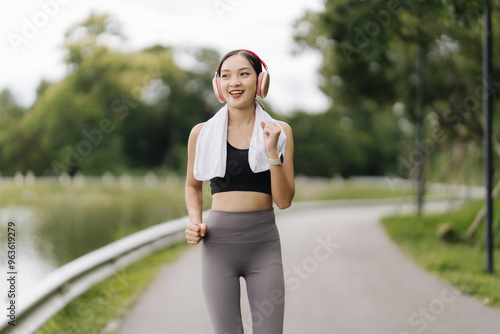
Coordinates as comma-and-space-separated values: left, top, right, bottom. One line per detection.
230, 91, 243, 95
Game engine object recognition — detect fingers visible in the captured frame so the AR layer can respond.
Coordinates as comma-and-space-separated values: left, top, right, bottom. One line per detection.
185, 222, 206, 245
262, 121, 281, 136
261, 121, 281, 156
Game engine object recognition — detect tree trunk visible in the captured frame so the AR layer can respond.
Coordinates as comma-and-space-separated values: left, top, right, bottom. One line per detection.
416, 45, 426, 215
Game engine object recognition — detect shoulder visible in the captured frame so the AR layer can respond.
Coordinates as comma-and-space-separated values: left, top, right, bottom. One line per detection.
277, 120, 293, 136
187, 122, 206, 147
189, 122, 206, 139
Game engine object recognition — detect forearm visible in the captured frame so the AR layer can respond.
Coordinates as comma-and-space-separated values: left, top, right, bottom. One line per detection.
270, 165, 294, 209
185, 184, 203, 224
266, 121, 295, 210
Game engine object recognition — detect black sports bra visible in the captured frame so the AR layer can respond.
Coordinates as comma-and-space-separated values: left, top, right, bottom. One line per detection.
210, 142, 272, 195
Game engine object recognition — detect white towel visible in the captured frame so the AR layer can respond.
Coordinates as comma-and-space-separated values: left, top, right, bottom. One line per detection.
194, 102, 287, 181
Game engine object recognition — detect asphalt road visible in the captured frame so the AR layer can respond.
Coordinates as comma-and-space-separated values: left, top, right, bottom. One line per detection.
117, 200, 500, 334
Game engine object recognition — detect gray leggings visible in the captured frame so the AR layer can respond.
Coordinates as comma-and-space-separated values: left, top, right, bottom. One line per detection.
201, 208, 285, 334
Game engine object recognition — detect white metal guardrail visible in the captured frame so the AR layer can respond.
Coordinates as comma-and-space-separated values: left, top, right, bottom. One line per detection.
0, 212, 208, 334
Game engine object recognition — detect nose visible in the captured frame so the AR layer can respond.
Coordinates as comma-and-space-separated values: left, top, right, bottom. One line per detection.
229, 76, 241, 87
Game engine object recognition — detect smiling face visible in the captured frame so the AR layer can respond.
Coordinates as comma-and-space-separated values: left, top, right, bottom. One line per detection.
219, 54, 258, 109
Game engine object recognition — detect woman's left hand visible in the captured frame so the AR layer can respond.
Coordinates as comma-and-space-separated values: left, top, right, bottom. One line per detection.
260, 121, 281, 158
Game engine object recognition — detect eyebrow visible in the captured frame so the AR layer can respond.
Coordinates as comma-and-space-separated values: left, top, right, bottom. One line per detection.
221, 67, 252, 73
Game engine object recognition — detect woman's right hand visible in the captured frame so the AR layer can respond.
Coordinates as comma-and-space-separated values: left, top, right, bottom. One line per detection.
185, 222, 207, 245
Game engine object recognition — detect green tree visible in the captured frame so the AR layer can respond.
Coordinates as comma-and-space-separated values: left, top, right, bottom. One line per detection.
292, 0, 499, 184
0, 89, 26, 175
2, 13, 220, 176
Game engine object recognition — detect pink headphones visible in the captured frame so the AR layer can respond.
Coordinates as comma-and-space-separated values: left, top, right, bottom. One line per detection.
212, 49, 270, 103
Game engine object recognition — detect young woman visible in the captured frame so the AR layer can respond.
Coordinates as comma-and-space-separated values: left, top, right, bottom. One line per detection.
184, 49, 295, 334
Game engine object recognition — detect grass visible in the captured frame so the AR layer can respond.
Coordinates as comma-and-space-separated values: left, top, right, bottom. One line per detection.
381, 199, 500, 308
36, 242, 190, 334
293, 176, 417, 201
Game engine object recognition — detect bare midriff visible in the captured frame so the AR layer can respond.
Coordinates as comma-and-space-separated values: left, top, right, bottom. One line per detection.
211, 191, 273, 212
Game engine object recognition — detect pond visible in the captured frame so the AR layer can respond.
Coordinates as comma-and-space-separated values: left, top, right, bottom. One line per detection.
0, 174, 209, 306
0, 206, 55, 306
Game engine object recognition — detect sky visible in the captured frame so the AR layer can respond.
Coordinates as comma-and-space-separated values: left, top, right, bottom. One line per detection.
0, 0, 329, 114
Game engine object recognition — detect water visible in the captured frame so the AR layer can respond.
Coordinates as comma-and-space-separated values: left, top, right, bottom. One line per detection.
0, 207, 57, 306
0, 175, 189, 310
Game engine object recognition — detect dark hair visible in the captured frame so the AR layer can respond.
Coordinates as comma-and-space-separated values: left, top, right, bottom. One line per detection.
216, 49, 262, 78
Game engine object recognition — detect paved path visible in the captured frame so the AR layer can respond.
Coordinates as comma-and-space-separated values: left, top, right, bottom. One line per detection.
117, 200, 500, 333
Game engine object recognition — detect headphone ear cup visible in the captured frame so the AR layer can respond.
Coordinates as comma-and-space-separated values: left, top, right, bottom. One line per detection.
212, 77, 225, 103
256, 72, 270, 98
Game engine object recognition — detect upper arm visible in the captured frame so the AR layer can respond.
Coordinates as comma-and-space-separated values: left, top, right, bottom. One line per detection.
186, 122, 205, 190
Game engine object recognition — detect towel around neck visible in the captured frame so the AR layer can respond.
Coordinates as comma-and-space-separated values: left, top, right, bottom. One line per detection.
193, 101, 287, 181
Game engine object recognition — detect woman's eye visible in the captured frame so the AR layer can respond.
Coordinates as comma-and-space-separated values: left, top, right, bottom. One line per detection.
241, 72, 249, 76
221, 74, 229, 79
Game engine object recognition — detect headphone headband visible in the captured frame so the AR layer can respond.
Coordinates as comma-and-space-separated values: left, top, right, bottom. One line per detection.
215, 49, 268, 76
239, 49, 268, 71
